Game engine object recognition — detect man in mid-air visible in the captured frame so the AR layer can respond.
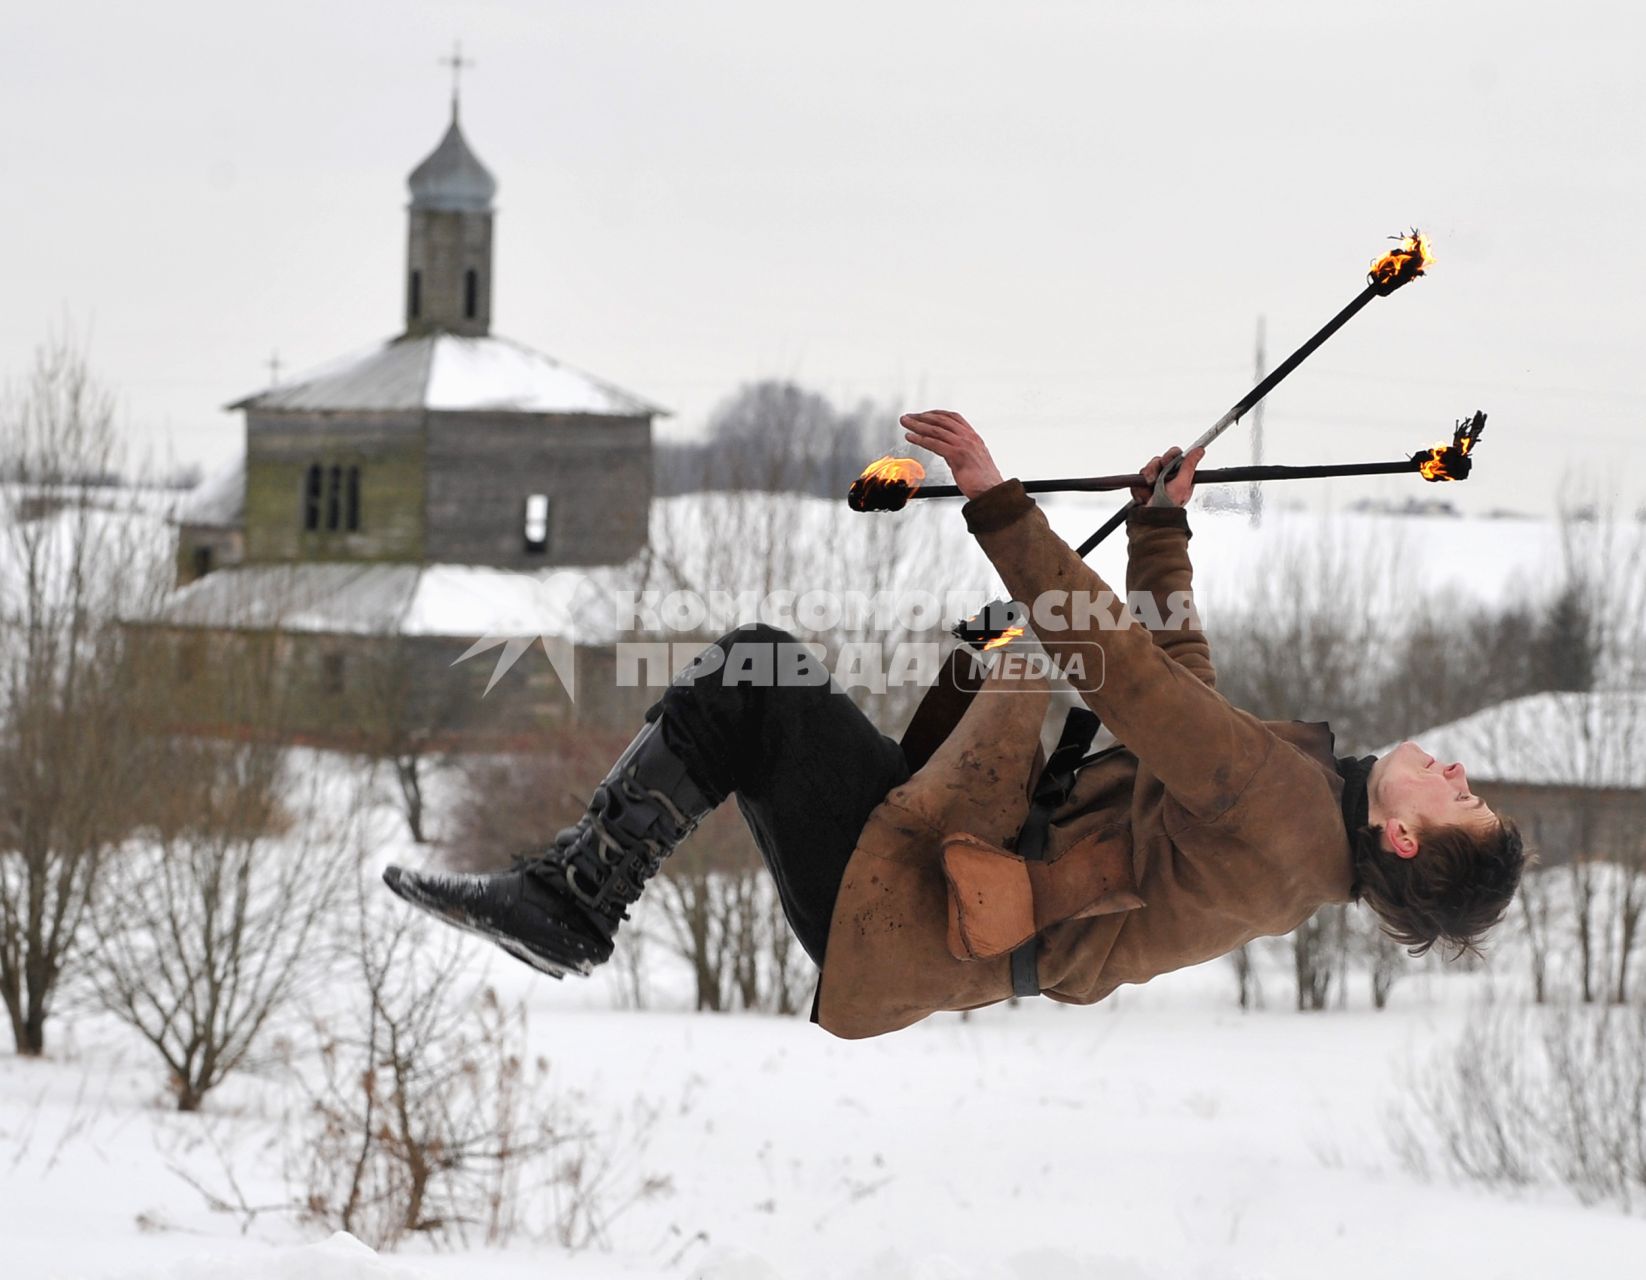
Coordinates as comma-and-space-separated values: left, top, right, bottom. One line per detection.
385, 410, 1524, 1038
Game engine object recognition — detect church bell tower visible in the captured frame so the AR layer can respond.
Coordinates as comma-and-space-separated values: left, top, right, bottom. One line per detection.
404, 53, 496, 338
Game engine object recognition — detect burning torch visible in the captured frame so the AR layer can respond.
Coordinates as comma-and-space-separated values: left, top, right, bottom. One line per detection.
851, 412, 1487, 508
850, 228, 1445, 650
866, 411, 1486, 651
1071, 229, 1436, 552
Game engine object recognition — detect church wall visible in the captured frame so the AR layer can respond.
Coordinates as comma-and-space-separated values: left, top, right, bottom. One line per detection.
124, 624, 653, 749
423, 411, 652, 567
175, 523, 244, 586
1471, 781, 1646, 868
244, 410, 426, 563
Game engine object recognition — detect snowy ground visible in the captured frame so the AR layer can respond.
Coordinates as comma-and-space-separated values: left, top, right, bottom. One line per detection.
5, 489, 1642, 1276
7, 936, 1646, 1280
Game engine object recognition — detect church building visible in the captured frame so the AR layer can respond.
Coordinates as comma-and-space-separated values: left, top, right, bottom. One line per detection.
145, 96, 663, 748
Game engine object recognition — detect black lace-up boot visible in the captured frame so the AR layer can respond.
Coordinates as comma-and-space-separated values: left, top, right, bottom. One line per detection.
382, 718, 718, 977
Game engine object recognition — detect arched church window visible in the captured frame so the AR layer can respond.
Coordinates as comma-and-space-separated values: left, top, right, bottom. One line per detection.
464, 268, 478, 319
410, 270, 422, 319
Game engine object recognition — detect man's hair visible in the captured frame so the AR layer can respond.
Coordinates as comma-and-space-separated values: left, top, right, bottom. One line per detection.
1350, 815, 1528, 958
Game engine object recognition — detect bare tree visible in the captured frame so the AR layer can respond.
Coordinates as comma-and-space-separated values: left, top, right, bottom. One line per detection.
1446, 494, 1646, 1005
1555, 495, 1646, 1005
1210, 506, 1628, 1009
1227, 943, 1263, 1010
1210, 515, 1407, 749
1292, 906, 1346, 1011
0, 330, 168, 1055
349, 635, 470, 845
86, 746, 362, 1110
1354, 909, 1408, 1010
646, 817, 813, 1015
650, 842, 734, 1013
655, 379, 876, 499
1209, 525, 1408, 1011
1519, 867, 1556, 1004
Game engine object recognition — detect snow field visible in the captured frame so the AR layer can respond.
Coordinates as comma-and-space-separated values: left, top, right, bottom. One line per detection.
8, 946, 1646, 1279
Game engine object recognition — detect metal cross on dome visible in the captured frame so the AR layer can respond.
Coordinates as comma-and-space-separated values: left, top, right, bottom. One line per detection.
440, 40, 474, 116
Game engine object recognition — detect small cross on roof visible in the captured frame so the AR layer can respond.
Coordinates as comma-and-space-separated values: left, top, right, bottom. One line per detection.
440, 40, 474, 118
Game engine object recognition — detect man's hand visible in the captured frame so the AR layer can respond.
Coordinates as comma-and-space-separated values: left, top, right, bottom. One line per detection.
1130, 445, 1205, 508
900, 410, 1006, 501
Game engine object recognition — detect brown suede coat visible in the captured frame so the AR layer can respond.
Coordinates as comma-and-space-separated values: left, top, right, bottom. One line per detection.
815, 483, 1355, 1039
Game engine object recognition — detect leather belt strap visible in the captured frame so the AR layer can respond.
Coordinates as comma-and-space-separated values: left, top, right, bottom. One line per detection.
1009, 706, 1102, 997
1010, 943, 1041, 998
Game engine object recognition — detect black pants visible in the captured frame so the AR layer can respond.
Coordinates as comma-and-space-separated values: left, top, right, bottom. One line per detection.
644, 624, 910, 967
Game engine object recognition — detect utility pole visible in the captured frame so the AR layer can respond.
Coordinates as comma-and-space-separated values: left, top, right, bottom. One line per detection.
1249, 315, 1266, 526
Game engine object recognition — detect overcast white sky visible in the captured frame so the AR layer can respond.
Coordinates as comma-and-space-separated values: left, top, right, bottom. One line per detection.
3, 0, 1642, 516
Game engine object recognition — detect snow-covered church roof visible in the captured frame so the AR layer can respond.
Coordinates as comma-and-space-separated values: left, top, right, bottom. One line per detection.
173, 458, 245, 528
227, 333, 664, 417
1383, 690, 1646, 790
142, 560, 634, 645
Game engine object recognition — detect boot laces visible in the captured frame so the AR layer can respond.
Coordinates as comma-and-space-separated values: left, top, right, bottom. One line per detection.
521, 766, 698, 920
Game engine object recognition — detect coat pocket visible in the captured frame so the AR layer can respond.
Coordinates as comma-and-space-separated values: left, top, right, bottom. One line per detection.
941, 834, 1037, 961
941, 826, 1145, 962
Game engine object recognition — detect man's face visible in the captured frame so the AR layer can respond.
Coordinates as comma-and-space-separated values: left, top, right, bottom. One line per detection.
1367, 741, 1498, 858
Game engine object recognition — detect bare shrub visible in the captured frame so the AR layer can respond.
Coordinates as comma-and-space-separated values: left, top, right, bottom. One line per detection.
443, 731, 633, 875
292, 887, 670, 1250
86, 747, 360, 1111
1395, 995, 1646, 1211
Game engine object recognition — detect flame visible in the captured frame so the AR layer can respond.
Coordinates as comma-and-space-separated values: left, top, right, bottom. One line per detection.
1418, 443, 1455, 481
952, 601, 1026, 650
1368, 228, 1435, 293
1415, 410, 1487, 482
848, 455, 927, 512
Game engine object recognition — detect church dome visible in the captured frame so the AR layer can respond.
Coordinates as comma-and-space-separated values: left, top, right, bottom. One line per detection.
407, 115, 497, 212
